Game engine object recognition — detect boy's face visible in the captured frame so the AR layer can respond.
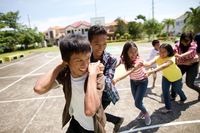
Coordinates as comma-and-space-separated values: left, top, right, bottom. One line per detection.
67, 52, 91, 78
154, 43, 160, 51
90, 34, 107, 59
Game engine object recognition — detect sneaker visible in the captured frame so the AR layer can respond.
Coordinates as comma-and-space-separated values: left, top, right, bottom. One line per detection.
113, 117, 124, 133
144, 113, 151, 126
177, 98, 187, 104
136, 112, 144, 119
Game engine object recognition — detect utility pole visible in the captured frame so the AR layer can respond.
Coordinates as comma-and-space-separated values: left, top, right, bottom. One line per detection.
152, 0, 155, 40
27, 14, 31, 28
152, 0, 154, 20
94, 0, 97, 17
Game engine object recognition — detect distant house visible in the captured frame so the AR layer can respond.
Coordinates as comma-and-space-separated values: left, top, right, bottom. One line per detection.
174, 14, 186, 35
44, 26, 65, 45
65, 21, 91, 36
105, 21, 118, 40
105, 19, 128, 40
162, 14, 186, 35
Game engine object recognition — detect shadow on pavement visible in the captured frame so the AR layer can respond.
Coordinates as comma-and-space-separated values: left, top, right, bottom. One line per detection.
119, 100, 199, 133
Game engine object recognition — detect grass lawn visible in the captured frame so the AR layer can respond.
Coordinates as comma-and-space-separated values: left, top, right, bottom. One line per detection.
0, 46, 59, 62
107, 40, 174, 46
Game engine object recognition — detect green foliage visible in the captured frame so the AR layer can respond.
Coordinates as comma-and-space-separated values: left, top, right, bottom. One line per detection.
47, 43, 53, 47
114, 17, 127, 36
128, 21, 143, 39
162, 18, 175, 35
135, 15, 146, 22
183, 6, 200, 34
0, 11, 44, 53
0, 11, 19, 29
144, 19, 163, 40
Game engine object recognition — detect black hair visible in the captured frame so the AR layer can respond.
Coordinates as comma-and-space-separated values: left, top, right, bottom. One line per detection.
152, 40, 160, 46
179, 32, 193, 53
59, 34, 91, 62
120, 41, 138, 70
195, 33, 200, 53
88, 25, 107, 42
159, 43, 174, 57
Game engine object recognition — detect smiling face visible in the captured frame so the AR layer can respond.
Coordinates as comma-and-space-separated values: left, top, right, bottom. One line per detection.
67, 52, 91, 78
159, 47, 168, 58
128, 47, 138, 60
90, 34, 107, 60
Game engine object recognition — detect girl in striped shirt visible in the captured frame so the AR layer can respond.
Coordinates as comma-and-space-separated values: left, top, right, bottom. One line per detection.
112, 41, 151, 126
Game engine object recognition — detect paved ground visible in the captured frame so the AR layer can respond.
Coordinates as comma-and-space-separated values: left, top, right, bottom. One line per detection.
0, 43, 200, 133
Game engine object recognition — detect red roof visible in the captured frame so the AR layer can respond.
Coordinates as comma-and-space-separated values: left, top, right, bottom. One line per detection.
68, 21, 91, 28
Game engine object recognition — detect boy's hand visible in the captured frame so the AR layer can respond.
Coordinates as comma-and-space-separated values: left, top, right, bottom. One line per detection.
98, 63, 104, 74
88, 61, 101, 75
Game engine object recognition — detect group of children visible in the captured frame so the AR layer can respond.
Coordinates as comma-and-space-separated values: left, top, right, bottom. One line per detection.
34, 25, 200, 133
113, 32, 200, 127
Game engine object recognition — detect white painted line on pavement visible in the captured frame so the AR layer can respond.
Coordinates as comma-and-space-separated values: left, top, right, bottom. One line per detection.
44, 53, 55, 58
120, 120, 200, 133
0, 56, 59, 93
0, 95, 64, 103
22, 94, 50, 133
0, 73, 44, 79
0, 53, 43, 70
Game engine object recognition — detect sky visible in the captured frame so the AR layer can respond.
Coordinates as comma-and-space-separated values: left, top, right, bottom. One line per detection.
0, 0, 199, 31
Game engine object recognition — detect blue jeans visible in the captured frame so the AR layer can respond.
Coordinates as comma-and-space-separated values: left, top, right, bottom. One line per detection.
162, 76, 187, 110
130, 78, 148, 113
171, 63, 200, 98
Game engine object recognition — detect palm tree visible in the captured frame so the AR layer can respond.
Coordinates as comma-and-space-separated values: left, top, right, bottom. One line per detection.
183, 6, 200, 34
135, 15, 146, 22
163, 18, 175, 36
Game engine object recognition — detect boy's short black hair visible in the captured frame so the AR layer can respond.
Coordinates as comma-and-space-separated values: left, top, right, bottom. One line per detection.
152, 40, 160, 46
159, 43, 174, 57
59, 34, 91, 62
88, 25, 107, 42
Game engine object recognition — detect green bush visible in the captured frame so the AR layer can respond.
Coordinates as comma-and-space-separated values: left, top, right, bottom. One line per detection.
47, 43, 53, 47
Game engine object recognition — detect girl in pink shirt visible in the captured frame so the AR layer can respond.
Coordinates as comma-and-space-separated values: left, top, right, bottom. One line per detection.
113, 41, 151, 126
172, 32, 200, 101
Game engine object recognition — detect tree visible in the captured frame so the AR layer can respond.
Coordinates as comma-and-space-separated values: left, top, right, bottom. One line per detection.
114, 17, 127, 36
144, 19, 162, 40
0, 11, 19, 29
163, 18, 175, 36
128, 21, 143, 39
135, 15, 146, 22
183, 6, 200, 34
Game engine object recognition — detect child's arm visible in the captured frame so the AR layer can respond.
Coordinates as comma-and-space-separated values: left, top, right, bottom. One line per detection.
144, 57, 157, 68
85, 61, 102, 116
147, 60, 172, 76
115, 59, 122, 68
112, 62, 142, 85
34, 62, 65, 94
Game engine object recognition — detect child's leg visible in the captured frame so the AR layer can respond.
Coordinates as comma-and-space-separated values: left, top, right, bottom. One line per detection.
172, 78, 187, 101
162, 76, 171, 110
171, 65, 187, 99
152, 72, 157, 88
130, 80, 137, 99
134, 79, 148, 113
185, 63, 200, 94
